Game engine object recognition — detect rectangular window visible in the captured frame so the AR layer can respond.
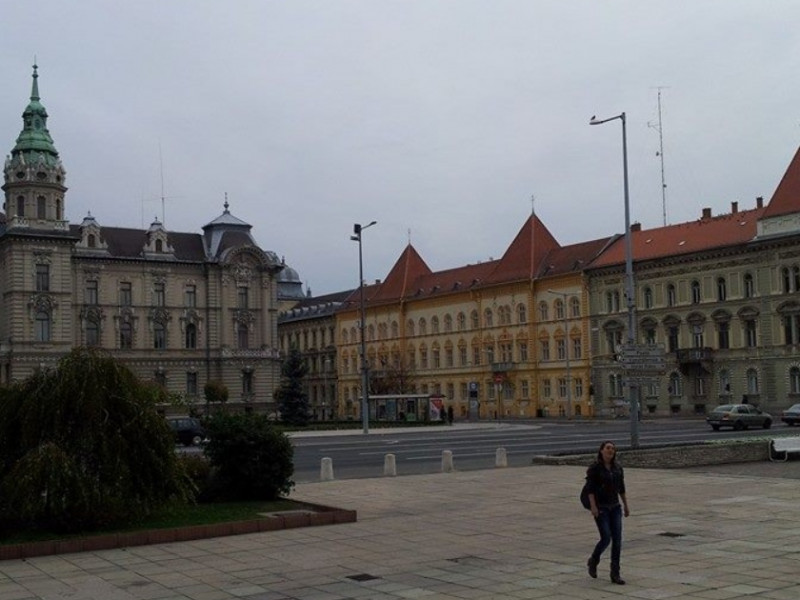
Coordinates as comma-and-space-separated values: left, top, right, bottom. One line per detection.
35, 312, 50, 342
718, 322, 730, 349
472, 347, 481, 366
155, 371, 166, 387
543, 378, 551, 397
85, 280, 98, 305
433, 349, 441, 368
120, 282, 132, 306
556, 339, 566, 360
519, 342, 528, 362
186, 372, 198, 396
521, 380, 530, 399
572, 338, 582, 359
485, 345, 495, 364
420, 349, 428, 369
185, 285, 197, 308
37, 197, 46, 219
238, 287, 249, 309
445, 347, 454, 367
745, 320, 757, 348
36, 264, 49, 292
459, 346, 468, 366
86, 321, 99, 346
242, 371, 253, 396
575, 378, 583, 398
558, 378, 567, 398
668, 326, 679, 352
460, 382, 468, 399
154, 323, 166, 349
154, 282, 165, 307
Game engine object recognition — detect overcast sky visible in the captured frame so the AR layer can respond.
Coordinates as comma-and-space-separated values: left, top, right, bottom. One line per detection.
2, 1, 799, 295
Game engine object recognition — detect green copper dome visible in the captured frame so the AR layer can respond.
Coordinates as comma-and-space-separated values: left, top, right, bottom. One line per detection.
10, 64, 60, 168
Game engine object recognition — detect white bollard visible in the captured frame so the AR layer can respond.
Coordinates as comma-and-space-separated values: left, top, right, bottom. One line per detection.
495, 447, 508, 468
320, 457, 334, 481
441, 449, 454, 473
384, 453, 397, 476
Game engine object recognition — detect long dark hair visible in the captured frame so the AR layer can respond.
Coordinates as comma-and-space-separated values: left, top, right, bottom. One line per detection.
595, 440, 617, 466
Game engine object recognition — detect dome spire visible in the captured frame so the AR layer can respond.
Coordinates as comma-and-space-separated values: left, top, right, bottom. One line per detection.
31, 61, 40, 102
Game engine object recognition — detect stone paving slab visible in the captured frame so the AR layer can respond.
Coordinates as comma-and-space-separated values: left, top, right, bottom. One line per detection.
1, 463, 799, 599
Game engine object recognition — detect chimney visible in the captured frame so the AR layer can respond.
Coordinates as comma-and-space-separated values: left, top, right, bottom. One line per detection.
756, 196, 764, 208
631, 222, 641, 232
731, 201, 738, 214
701, 207, 712, 220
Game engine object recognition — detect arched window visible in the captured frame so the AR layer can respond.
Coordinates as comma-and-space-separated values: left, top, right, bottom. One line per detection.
185, 323, 197, 349
120, 322, 133, 349
367, 324, 375, 341
406, 319, 415, 336
443, 314, 453, 332
570, 297, 580, 318
747, 368, 759, 394
16, 196, 25, 217
716, 277, 727, 301
790, 367, 800, 395
391, 321, 399, 338
517, 303, 527, 324
691, 280, 701, 304
539, 301, 548, 321
155, 239, 163, 253
341, 329, 349, 344
153, 322, 166, 349
484, 308, 493, 327
86, 319, 99, 346
719, 369, 731, 395
431, 316, 440, 334
555, 299, 565, 320
457, 312, 466, 331
667, 283, 677, 307
643, 287, 653, 309
418, 318, 427, 335
743, 273, 754, 298
87, 234, 96, 248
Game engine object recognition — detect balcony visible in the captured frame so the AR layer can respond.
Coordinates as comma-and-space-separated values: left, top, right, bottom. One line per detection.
676, 347, 714, 376
491, 362, 515, 374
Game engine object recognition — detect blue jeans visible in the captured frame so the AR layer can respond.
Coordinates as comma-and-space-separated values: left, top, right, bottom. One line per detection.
591, 505, 622, 571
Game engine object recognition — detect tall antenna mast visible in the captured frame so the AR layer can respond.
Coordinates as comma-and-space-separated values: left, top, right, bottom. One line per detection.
159, 142, 166, 225
648, 87, 669, 225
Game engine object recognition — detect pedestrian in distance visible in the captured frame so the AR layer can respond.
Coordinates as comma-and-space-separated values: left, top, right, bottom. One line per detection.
447, 405, 454, 425
585, 440, 630, 585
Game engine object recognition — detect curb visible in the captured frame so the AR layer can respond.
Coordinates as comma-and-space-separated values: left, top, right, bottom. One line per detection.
0, 500, 356, 561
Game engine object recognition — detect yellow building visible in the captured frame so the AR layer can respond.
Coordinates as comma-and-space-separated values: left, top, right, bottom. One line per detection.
336, 215, 614, 420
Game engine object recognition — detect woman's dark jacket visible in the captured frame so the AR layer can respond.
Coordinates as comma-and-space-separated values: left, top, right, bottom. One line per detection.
585, 462, 626, 509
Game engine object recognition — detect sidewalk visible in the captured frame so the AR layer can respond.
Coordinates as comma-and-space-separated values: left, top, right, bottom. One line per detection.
1, 461, 798, 599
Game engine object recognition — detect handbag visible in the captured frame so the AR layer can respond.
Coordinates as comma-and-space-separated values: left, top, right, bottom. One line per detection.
580, 481, 591, 510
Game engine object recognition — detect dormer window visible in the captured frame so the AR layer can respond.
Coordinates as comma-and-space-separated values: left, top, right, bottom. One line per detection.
88, 234, 96, 248
155, 239, 163, 252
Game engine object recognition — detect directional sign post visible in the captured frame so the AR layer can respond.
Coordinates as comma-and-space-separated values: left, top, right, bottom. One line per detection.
618, 343, 667, 376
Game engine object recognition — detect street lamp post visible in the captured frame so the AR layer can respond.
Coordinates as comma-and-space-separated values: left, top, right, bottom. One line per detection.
351, 221, 377, 434
590, 112, 639, 448
547, 289, 572, 418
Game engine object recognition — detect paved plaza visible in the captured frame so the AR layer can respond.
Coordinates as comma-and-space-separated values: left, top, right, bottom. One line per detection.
1, 458, 799, 600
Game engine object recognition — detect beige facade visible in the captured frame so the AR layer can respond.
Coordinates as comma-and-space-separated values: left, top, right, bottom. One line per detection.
0, 66, 284, 414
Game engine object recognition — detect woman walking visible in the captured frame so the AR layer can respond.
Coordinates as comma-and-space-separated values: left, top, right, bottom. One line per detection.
585, 441, 629, 584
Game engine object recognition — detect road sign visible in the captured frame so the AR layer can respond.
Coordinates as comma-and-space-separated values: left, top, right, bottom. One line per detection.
617, 343, 667, 375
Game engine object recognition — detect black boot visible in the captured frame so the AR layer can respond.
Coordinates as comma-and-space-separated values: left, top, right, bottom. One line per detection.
587, 556, 598, 579
610, 568, 625, 585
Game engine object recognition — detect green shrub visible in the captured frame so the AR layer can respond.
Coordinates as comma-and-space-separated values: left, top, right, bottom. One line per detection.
0, 348, 194, 533
202, 413, 294, 501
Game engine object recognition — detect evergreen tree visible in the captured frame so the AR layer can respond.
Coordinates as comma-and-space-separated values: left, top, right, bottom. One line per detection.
275, 348, 310, 426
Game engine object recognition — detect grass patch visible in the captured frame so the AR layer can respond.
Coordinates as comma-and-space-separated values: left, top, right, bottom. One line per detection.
0, 499, 301, 546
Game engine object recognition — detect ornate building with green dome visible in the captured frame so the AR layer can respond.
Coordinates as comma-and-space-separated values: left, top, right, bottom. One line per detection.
0, 65, 286, 415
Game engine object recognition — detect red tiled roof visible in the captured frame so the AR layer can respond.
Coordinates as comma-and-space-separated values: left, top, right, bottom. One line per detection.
763, 146, 800, 219
483, 214, 561, 284
590, 207, 765, 268
537, 236, 617, 278
369, 244, 432, 303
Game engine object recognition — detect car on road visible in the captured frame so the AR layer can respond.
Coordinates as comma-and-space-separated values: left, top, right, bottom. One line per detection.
781, 403, 800, 426
706, 404, 772, 431
167, 416, 206, 446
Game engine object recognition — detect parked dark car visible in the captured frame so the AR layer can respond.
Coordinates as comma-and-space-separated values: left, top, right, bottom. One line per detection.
167, 416, 206, 446
781, 403, 800, 426
706, 404, 772, 431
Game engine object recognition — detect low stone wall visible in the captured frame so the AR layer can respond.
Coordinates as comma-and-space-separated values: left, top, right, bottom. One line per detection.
532, 439, 770, 469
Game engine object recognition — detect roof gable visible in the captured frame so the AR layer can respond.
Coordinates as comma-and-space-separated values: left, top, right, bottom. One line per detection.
370, 244, 432, 302
484, 214, 560, 284
763, 147, 800, 219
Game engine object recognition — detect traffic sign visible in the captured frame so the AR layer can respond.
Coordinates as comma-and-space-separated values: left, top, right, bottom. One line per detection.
617, 343, 667, 375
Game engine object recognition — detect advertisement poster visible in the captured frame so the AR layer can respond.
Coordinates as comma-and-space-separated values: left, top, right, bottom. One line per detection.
429, 396, 444, 421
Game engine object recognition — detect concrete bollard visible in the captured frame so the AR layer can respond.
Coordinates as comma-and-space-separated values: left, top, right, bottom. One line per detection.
441, 449, 454, 473
320, 457, 334, 481
384, 453, 397, 476
495, 447, 508, 468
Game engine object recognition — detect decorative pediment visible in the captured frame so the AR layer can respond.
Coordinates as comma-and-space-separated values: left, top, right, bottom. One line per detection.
143, 219, 175, 258
28, 293, 56, 313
